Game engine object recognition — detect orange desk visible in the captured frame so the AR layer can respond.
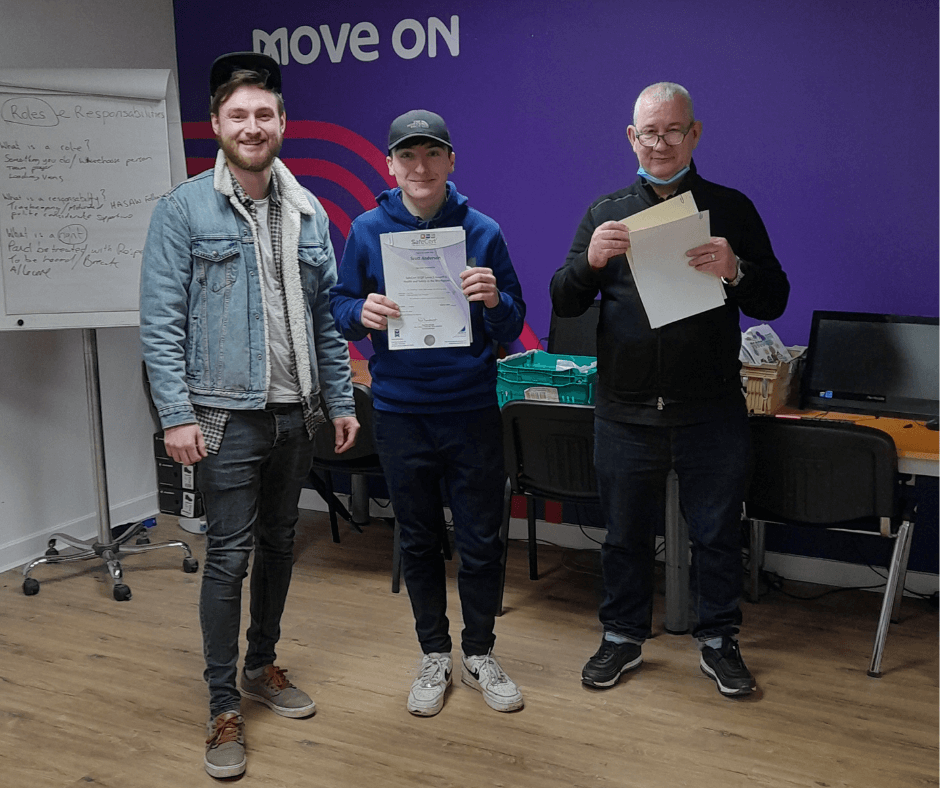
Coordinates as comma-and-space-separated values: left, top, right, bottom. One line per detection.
774, 408, 939, 477
350, 357, 372, 387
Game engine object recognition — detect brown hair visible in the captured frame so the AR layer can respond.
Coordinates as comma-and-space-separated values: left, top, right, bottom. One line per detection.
210, 69, 284, 118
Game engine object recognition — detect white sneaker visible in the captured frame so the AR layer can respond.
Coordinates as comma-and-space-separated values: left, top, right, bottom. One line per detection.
407, 652, 452, 716
461, 652, 524, 712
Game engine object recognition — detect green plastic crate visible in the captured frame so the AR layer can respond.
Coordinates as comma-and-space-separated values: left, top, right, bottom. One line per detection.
497, 350, 597, 406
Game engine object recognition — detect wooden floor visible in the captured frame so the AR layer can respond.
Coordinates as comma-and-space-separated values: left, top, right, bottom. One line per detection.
1, 511, 936, 788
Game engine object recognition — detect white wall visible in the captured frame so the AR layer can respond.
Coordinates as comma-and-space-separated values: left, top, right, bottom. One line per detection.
0, 0, 180, 572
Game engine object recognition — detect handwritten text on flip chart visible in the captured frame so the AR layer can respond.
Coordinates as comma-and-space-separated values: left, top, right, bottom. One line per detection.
1, 93, 170, 316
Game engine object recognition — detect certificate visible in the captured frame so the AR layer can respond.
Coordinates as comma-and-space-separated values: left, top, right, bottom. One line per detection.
626, 210, 727, 329
380, 228, 471, 350
620, 192, 699, 282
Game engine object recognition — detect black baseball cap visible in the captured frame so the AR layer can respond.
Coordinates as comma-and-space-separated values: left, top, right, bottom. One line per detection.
387, 110, 452, 153
210, 51, 282, 97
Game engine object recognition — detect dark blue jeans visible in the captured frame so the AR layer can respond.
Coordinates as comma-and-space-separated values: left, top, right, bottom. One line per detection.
374, 407, 505, 657
594, 407, 751, 643
196, 405, 313, 717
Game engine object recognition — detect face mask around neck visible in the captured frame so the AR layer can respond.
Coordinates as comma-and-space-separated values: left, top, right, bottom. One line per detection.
637, 165, 689, 186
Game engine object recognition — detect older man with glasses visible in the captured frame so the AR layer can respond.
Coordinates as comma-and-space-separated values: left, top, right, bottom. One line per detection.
550, 82, 790, 698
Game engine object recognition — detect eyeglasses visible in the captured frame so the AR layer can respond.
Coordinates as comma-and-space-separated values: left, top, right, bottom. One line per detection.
631, 125, 693, 147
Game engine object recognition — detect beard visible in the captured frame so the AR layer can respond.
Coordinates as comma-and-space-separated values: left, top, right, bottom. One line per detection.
217, 133, 283, 174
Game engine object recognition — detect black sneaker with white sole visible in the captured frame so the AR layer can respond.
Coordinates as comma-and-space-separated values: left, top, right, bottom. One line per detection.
581, 639, 642, 688
700, 638, 757, 696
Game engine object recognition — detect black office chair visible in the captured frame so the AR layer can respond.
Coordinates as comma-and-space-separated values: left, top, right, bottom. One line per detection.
308, 382, 450, 593
309, 384, 381, 541
501, 400, 599, 586
744, 416, 916, 677
547, 301, 600, 356
496, 301, 600, 609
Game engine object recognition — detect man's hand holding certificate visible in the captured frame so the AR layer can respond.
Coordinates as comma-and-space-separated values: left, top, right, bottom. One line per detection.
587, 196, 732, 329
379, 228, 475, 350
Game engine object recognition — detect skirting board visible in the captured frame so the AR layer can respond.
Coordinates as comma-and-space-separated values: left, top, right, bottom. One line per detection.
299, 490, 939, 598
0, 491, 160, 575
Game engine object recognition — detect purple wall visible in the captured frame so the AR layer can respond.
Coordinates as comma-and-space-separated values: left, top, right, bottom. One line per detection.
173, 0, 939, 347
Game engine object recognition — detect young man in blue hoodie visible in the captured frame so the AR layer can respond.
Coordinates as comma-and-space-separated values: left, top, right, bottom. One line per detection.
330, 110, 526, 716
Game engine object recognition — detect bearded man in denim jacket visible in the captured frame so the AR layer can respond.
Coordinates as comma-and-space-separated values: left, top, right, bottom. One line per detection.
140, 52, 357, 779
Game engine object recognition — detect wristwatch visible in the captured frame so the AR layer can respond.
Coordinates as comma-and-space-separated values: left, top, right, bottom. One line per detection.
723, 256, 745, 287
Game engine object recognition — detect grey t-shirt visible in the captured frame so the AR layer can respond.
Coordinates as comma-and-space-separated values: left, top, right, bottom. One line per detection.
254, 197, 300, 404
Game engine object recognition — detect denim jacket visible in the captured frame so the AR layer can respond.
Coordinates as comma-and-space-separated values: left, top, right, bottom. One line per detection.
140, 151, 354, 430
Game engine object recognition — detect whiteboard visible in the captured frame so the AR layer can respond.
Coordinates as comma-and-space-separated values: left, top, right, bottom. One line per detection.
0, 69, 175, 330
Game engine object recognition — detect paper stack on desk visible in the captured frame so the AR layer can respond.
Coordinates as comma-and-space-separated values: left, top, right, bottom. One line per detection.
620, 195, 726, 329
739, 324, 793, 365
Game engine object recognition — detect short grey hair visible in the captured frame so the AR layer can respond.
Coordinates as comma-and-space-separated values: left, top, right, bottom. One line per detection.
633, 82, 695, 126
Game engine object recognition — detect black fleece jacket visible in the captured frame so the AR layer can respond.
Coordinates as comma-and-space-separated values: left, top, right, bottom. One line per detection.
550, 161, 790, 424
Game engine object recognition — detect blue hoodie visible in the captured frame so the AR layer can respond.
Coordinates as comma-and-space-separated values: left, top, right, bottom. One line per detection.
330, 183, 526, 413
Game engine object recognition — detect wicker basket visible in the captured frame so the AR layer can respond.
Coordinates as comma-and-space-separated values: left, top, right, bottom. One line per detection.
740, 346, 806, 414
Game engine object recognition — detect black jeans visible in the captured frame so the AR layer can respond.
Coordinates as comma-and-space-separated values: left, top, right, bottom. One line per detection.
374, 407, 505, 656
593, 406, 751, 643
196, 405, 313, 717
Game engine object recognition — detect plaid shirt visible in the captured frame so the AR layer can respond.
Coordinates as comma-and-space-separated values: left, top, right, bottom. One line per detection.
194, 168, 323, 453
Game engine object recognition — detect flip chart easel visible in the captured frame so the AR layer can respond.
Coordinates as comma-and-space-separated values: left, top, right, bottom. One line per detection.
0, 69, 197, 599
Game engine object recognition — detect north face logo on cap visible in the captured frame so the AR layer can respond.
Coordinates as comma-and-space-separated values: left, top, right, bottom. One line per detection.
406, 120, 430, 129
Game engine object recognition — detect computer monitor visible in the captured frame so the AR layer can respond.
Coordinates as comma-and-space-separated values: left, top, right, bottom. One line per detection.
800, 311, 939, 421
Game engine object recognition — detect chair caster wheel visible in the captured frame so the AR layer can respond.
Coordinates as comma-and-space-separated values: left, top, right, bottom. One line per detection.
135, 536, 151, 546
182, 557, 199, 574
23, 578, 39, 596
113, 584, 132, 601
44, 547, 59, 557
